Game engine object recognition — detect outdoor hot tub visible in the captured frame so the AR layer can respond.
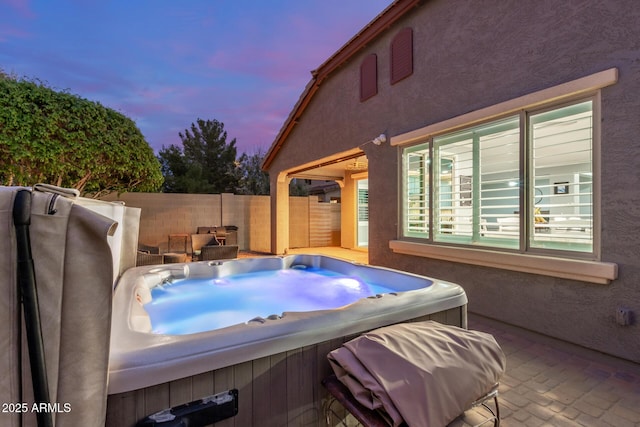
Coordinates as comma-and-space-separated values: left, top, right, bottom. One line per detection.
106, 255, 467, 426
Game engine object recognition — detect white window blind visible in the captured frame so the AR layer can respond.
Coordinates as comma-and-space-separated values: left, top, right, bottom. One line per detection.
433, 116, 520, 249
529, 101, 593, 253
400, 98, 595, 257
358, 188, 369, 222
403, 144, 429, 237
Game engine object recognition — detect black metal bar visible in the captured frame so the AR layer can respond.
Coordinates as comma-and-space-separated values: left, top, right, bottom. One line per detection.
13, 190, 53, 427
136, 389, 239, 427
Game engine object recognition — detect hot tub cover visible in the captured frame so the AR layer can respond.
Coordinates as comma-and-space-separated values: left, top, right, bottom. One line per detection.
0, 185, 139, 427
327, 320, 506, 427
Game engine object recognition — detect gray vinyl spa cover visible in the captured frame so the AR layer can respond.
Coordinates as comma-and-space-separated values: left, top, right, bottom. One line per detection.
0, 185, 138, 427
328, 321, 506, 427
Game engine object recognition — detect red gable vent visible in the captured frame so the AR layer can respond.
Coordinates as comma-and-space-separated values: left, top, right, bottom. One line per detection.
391, 28, 413, 85
360, 54, 378, 102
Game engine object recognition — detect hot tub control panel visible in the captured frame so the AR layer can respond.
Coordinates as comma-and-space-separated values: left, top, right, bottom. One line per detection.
136, 389, 238, 427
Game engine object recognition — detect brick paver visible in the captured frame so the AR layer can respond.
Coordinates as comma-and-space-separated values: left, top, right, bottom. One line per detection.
451, 314, 640, 426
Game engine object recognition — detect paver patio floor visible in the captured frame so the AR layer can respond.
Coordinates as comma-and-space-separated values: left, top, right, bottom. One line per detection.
240, 248, 640, 426
454, 314, 640, 426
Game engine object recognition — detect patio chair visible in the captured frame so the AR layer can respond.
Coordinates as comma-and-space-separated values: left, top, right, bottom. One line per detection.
136, 243, 163, 266
168, 233, 189, 253
201, 244, 239, 261
223, 229, 238, 245
196, 226, 217, 234
136, 251, 164, 266
138, 242, 160, 254
162, 252, 188, 264
196, 226, 238, 245
191, 233, 221, 261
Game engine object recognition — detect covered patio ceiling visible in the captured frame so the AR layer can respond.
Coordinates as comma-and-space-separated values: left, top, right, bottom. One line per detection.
285, 150, 368, 182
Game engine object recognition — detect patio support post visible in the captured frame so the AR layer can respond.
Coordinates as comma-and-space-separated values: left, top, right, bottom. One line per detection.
271, 173, 291, 254
341, 172, 356, 249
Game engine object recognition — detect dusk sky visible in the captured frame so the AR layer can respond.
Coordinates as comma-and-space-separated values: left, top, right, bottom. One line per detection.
1, 0, 391, 154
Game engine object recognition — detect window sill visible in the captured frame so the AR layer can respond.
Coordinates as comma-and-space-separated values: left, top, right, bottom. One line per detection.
389, 240, 617, 284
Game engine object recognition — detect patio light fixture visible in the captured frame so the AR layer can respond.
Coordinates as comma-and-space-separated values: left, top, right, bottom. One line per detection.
372, 133, 387, 145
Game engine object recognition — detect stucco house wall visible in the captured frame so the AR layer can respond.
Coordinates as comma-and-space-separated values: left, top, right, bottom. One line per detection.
264, 0, 640, 362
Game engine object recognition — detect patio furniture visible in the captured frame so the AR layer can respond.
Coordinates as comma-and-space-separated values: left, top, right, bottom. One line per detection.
222, 229, 237, 245
136, 243, 164, 266
163, 252, 188, 264
325, 321, 505, 427
196, 226, 217, 234
168, 233, 189, 253
196, 226, 238, 246
136, 251, 164, 266
138, 242, 160, 254
190, 233, 221, 261
201, 244, 239, 261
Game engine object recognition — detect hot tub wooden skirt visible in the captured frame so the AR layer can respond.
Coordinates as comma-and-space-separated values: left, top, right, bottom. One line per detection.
105, 307, 465, 427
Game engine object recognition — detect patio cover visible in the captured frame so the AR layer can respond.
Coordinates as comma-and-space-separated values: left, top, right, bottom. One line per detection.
328, 320, 506, 426
0, 185, 139, 427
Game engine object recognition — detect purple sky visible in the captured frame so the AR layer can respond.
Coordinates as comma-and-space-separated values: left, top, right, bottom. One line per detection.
1, 0, 391, 154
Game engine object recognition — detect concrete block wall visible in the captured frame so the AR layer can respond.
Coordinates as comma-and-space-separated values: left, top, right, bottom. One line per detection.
289, 196, 310, 248
247, 195, 271, 253
221, 192, 250, 250
103, 193, 222, 252
102, 193, 340, 254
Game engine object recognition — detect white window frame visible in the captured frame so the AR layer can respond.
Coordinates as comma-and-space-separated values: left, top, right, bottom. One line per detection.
390, 69, 619, 284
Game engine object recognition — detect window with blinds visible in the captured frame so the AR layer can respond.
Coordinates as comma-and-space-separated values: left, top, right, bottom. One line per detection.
401, 98, 595, 256
529, 101, 593, 253
433, 116, 521, 249
403, 144, 430, 237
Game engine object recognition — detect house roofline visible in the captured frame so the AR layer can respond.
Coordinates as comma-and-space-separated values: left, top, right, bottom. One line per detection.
262, 0, 420, 171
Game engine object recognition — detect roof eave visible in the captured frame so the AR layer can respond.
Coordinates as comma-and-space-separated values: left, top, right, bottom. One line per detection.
262, 0, 420, 171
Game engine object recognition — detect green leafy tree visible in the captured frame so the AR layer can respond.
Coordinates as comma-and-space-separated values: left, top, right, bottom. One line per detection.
0, 73, 163, 197
158, 118, 239, 193
236, 149, 270, 195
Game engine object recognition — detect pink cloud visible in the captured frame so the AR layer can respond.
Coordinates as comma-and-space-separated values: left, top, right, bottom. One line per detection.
2, 0, 36, 19
1, 0, 391, 157
0, 25, 32, 42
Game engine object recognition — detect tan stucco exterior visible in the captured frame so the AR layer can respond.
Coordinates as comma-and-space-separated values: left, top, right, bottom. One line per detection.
264, 0, 640, 362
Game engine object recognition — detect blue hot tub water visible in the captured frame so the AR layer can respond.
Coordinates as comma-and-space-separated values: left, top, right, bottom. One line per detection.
144, 266, 398, 335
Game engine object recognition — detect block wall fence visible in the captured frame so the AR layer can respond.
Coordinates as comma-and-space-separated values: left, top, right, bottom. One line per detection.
101, 193, 340, 254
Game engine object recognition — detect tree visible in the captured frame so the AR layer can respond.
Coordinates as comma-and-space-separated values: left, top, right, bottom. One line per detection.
0, 73, 163, 197
289, 178, 310, 196
158, 118, 240, 193
157, 144, 189, 193
235, 149, 270, 195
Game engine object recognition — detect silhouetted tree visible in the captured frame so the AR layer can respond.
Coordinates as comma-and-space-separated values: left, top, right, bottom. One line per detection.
235, 149, 270, 195
158, 118, 239, 193
289, 179, 310, 196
